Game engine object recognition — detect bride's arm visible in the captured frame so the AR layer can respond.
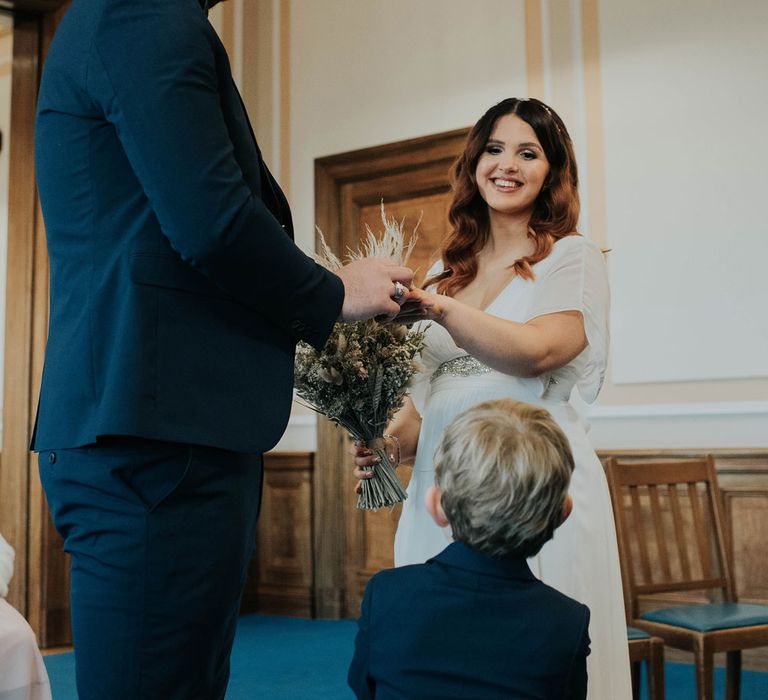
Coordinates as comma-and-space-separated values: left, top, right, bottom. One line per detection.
397, 289, 586, 378
384, 396, 421, 465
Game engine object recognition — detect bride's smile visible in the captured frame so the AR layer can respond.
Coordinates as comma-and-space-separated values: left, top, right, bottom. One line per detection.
475, 113, 550, 218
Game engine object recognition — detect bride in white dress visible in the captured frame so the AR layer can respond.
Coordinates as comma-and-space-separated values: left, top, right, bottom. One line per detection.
353, 98, 631, 699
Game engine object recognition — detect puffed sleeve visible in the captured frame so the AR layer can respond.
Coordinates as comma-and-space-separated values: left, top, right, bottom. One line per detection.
407, 346, 429, 416
524, 236, 610, 403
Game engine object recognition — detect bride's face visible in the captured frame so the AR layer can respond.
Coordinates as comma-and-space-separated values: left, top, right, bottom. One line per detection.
475, 114, 550, 219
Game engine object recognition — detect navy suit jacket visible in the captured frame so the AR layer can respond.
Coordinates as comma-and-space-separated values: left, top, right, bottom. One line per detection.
32, 0, 343, 452
348, 542, 590, 700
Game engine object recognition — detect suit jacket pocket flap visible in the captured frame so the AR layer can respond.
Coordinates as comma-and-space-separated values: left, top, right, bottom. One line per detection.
130, 253, 234, 300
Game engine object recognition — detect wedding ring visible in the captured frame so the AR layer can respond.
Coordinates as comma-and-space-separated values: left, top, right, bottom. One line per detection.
392, 281, 407, 302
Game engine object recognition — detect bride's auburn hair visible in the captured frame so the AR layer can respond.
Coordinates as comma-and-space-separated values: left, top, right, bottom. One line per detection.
428, 98, 580, 296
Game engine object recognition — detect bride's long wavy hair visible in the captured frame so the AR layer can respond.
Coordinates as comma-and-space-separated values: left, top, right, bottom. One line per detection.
426, 98, 580, 296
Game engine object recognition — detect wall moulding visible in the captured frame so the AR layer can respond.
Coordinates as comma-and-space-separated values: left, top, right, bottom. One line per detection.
273, 401, 768, 454
586, 403, 768, 451
588, 400, 768, 419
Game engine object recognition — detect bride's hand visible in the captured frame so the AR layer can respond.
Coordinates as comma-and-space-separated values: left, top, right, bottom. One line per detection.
389, 288, 445, 325
349, 441, 378, 494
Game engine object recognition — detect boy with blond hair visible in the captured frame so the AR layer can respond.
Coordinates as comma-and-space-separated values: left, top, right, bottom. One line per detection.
348, 399, 590, 700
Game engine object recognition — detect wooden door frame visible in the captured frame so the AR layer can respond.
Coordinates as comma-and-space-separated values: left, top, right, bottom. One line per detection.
0, 0, 68, 645
312, 128, 468, 618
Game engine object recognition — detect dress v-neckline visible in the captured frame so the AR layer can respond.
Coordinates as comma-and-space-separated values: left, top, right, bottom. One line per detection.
471, 248, 553, 312
455, 269, 522, 313
479, 273, 519, 313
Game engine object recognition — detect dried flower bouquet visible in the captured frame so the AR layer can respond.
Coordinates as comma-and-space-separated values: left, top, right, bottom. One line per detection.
294, 206, 426, 509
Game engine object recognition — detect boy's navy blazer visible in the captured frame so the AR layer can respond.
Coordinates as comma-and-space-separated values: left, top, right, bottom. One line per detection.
349, 542, 591, 700
33, 0, 343, 452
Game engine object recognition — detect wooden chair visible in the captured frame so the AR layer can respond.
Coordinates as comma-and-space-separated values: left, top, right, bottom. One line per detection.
628, 626, 665, 700
605, 456, 768, 700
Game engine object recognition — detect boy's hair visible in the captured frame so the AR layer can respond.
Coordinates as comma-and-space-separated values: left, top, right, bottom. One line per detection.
434, 399, 574, 558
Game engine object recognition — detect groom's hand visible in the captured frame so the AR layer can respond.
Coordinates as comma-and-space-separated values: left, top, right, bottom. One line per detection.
337, 259, 414, 322
389, 287, 445, 324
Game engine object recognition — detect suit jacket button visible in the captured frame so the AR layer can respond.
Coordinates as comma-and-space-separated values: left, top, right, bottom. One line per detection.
48, 452, 57, 464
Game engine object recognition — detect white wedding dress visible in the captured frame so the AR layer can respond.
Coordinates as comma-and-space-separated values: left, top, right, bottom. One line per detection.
395, 236, 632, 700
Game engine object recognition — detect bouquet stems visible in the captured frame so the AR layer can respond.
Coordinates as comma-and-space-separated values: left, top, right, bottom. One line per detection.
356, 437, 408, 510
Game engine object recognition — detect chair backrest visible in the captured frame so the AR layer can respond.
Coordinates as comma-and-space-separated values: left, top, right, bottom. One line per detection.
604, 455, 736, 621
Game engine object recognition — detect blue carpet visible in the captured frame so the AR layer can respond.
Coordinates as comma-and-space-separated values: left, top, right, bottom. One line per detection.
636, 660, 768, 700
44, 614, 357, 699
44, 614, 768, 699
225, 615, 356, 699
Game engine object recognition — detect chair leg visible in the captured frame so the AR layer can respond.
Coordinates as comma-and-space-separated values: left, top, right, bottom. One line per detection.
631, 660, 641, 700
648, 639, 665, 700
725, 650, 741, 700
693, 636, 714, 700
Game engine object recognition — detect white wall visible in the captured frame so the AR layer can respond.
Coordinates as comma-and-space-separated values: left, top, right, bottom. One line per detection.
208, 0, 768, 450
601, 0, 768, 384
282, 0, 528, 449
587, 0, 768, 447
289, 0, 528, 254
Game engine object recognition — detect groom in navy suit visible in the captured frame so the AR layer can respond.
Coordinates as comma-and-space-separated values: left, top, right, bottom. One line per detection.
33, 0, 412, 698
349, 399, 590, 700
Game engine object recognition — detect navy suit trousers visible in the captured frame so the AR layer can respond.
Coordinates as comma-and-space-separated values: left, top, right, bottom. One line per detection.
39, 439, 263, 700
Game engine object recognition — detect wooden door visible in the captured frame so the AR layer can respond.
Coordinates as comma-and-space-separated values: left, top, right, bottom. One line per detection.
0, 0, 70, 646
314, 128, 469, 618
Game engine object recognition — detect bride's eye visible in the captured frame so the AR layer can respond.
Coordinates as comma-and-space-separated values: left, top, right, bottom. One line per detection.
485, 145, 503, 155
520, 150, 538, 160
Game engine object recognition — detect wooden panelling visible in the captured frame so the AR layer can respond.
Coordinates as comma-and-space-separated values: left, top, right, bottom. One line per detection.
32, 5, 68, 649
358, 195, 450, 287
312, 420, 347, 618
0, 9, 41, 622
250, 452, 315, 618
0, 0, 71, 648
723, 490, 768, 601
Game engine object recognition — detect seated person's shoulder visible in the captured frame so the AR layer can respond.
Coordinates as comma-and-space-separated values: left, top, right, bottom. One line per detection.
368, 562, 427, 591
538, 581, 590, 633
363, 563, 433, 612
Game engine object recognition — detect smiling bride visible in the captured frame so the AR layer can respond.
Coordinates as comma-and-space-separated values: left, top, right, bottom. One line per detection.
352, 97, 632, 699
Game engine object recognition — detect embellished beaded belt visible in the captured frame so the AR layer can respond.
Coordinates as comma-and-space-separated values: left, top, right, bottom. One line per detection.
430, 355, 493, 384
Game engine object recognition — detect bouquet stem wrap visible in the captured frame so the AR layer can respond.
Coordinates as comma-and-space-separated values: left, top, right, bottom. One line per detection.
356, 437, 408, 510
